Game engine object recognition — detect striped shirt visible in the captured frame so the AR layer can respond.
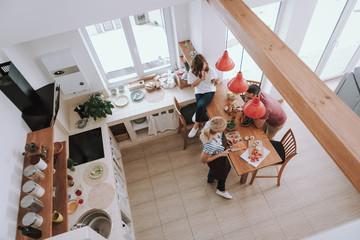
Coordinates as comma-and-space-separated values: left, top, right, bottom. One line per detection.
203, 133, 225, 155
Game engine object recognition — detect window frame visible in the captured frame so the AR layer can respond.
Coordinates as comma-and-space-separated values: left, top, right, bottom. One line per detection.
82, 7, 177, 87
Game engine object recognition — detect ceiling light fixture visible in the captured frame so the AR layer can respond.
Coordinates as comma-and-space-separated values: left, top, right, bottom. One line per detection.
215, 28, 235, 71
227, 47, 249, 93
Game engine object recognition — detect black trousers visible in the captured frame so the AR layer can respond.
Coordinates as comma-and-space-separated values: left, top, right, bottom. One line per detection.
207, 166, 231, 191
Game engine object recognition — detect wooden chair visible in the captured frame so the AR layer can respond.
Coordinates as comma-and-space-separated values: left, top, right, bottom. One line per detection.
173, 97, 197, 150
250, 129, 297, 186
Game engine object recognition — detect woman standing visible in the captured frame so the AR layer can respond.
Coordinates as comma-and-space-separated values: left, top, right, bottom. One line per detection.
200, 117, 232, 199
187, 54, 220, 138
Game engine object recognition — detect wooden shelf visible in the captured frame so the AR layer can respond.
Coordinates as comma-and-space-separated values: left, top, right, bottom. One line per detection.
52, 141, 68, 236
178, 40, 196, 65
16, 127, 68, 240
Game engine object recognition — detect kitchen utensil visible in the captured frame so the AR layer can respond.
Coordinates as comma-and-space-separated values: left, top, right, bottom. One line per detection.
20, 195, 44, 213
29, 156, 47, 171
89, 165, 104, 179
22, 180, 45, 198
130, 90, 144, 101
22, 212, 43, 228
52, 211, 63, 223
53, 142, 63, 155
110, 88, 117, 95
68, 200, 78, 213
75, 119, 88, 129
24, 165, 45, 182
113, 95, 129, 107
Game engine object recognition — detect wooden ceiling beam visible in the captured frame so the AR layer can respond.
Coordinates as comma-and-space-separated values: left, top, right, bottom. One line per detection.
207, 0, 360, 191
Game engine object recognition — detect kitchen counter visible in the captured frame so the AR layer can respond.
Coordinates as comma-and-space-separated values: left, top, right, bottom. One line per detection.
66, 85, 195, 136
65, 125, 127, 240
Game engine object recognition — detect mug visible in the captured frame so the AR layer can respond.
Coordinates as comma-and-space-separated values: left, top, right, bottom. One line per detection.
29, 156, 47, 170
52, 211, 63, 223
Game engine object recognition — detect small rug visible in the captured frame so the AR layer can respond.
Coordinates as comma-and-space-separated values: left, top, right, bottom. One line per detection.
87, 183, 115, 209
144, 89, 166, 103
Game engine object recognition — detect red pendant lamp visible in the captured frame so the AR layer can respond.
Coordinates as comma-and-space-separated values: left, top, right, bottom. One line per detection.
215, 28, 235, 71
227, 72, 249, 93
227, 47, 249, 93
243, 96, 266, 119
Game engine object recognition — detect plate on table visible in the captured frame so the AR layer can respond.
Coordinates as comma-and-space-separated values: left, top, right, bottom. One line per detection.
130, 90, 145, 101
114, 95, 129, 107
89, 165, 104, 179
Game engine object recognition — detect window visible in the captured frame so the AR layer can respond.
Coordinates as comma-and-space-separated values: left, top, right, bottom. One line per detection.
298, 0, 347, 72
320, 1, 360, 79
224, 2, 282, 81
85, 8, 174, 85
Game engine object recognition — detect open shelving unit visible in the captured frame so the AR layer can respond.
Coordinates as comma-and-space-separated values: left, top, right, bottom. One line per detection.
16, 127, 68, 240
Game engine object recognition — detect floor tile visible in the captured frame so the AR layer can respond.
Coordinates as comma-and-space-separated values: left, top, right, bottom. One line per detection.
213, 201, 248, 234
238, 192, 274, 226
146, 152, 172, 176
188, 209, 222, 240
162, 217, 194, 240
223, 227, 254, 240
135, 225, 164, 240
131, 200, 161, 233
249, 218, 285, 240
156, 192, 187, 224
180, 185, 212, 216
127, 178, 154, 207
123, 158, 149, 183
150, 171, 179, 199
276, 209, 314, 240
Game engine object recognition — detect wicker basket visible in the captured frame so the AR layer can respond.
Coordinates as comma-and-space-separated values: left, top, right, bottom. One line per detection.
175, 74, 191, 89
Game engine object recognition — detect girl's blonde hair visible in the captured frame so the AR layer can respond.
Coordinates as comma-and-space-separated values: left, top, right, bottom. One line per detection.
200, 117, 227, 143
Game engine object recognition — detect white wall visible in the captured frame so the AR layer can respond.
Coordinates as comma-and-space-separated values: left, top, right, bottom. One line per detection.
3, 30, 108, 100
174, 3, 191, 42
0, 92, 30, 240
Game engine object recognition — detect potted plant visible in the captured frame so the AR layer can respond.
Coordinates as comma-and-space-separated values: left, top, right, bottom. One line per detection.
82, 93, 114, 121
67, 158, 77, 171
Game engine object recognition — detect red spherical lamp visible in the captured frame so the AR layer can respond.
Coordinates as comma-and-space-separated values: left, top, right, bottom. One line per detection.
243, 96, 266, 119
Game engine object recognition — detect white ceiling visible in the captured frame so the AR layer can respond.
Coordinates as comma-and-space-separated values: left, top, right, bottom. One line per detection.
0, 0, 193, 47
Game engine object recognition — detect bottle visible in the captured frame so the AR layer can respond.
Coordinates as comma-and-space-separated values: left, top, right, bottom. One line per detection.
17, 225, 42, 239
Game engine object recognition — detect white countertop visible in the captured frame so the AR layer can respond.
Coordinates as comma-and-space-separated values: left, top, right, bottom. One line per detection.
67, 85, 195, 135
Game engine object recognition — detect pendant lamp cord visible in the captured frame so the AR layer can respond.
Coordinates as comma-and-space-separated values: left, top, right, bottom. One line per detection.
225, 28, 228, 50
240, 47, 245, 72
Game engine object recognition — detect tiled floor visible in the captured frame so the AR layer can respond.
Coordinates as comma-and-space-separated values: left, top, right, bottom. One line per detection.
121, 82, 360, 240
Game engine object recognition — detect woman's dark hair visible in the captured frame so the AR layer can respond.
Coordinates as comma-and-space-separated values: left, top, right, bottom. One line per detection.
247, 84, 261, 96
190, 54, 209, 79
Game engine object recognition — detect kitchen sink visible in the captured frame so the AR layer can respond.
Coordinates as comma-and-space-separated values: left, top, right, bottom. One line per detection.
75, 209, 112, 239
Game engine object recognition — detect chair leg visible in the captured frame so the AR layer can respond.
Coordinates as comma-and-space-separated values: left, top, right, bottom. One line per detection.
250, 170, 258, 185
277, 165, 285, 186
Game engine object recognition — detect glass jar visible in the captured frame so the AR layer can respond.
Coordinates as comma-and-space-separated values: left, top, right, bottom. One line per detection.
20, 195, 44, 213
22, 181, 45, 198
23, 165, 45, 182
22, 212, 43, 228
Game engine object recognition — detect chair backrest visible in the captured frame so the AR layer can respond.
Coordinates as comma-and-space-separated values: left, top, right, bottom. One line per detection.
247, 80, 262, 88
173, 97, 188, 129
280, 129, 297, 162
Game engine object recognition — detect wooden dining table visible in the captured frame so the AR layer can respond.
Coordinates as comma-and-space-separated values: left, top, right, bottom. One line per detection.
206, 79, 282, 184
